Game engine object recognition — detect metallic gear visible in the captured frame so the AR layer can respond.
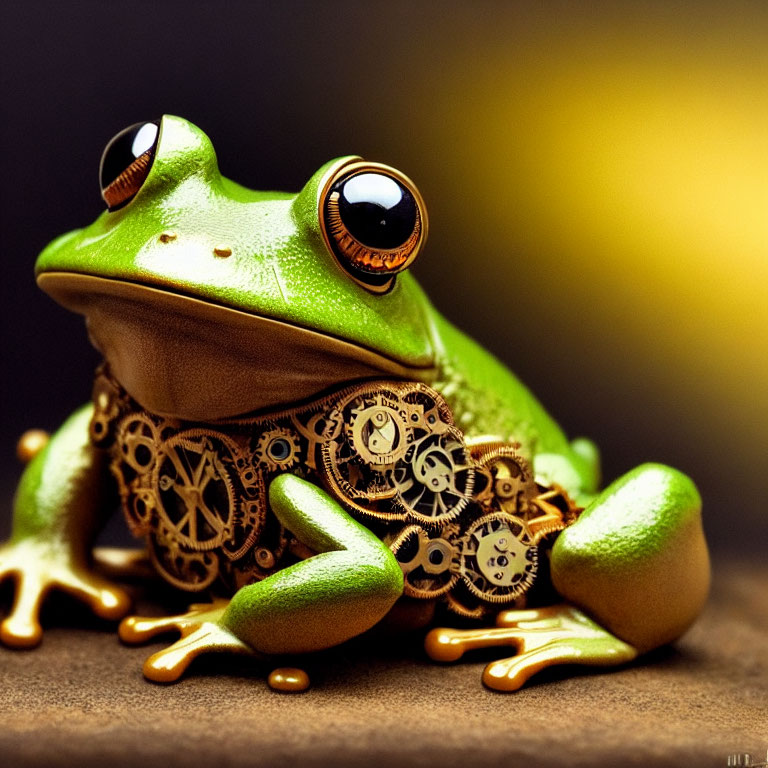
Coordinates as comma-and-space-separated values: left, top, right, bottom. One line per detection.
454, 512, 538, 606
387, 524, 459, 599
290, 408, 343, 470
392, 429, 475, 527
526, 484, 583, 543
115, 413, 160, 477
95, 369, 581, 604
148, 530, 220, 592
89, 372, 125, 447
254, 427, 301, 472
472, 443, 538, 517
345, 389, 409, 467
153, 431, 238, 552
111, 413, 163, 536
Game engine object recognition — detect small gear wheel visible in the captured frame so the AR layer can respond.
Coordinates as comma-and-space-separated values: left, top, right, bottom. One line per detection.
471, 443, 538, 517
345, 389, 409, 467
225, 513, 291, 590
89, 373, 124, 447
114, 412, 160, 477
254, 427, 301, 472
387, 524, 459, 599
454, 511, 537, 605
392, 428, 475, 528
290, 408, 343, 470
400, 384, 454, 438
526, 484, 583, 544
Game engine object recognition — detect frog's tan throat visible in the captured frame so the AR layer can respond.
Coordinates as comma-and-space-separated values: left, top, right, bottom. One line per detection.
37, 272, 437, 421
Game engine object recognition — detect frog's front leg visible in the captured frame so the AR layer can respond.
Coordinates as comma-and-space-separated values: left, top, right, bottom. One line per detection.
0, 405, 131, 647
119, 473, 405, 684
426, 463, 710, 690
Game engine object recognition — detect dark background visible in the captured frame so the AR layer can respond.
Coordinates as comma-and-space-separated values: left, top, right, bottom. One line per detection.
1, 1, 766, 560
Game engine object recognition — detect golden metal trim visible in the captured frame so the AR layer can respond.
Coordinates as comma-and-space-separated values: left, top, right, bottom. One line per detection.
317, 160, 429, 295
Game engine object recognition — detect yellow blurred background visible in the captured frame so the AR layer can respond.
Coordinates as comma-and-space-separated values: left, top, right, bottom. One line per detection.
388, 5, 768, 554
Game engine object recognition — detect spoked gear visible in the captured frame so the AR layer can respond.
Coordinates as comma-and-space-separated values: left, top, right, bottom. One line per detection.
526, 484, 583, 544
254, 427, 302, 472
387, 524, 459, 599
115, 413, 160, 477
153, 430, 239, 552
392, 428, 475, 528
111, 413, 163, 535
290, 408, 343, 470
221, 513, 291, 591
89, 372, 125, 447
453, 511, 538, 608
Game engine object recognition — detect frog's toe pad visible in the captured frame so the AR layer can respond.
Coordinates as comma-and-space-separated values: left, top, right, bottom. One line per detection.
142, 624, 254, 683
118, 599, 230, 645
267, 667, 311, 692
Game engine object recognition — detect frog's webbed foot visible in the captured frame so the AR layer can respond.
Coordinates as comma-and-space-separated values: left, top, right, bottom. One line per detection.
119, 599, 252, 682
0, 539, 131, 648
119, 601, 311, 691
425, 604, 638, 691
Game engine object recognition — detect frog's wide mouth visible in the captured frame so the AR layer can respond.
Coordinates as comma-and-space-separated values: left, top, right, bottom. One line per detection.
37, 272, 437, 421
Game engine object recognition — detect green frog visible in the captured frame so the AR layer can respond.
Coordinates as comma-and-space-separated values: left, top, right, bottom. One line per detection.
0, 116, 709, 692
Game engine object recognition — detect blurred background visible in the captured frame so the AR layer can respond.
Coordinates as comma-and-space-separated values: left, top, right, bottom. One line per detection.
1, 0, 766, 561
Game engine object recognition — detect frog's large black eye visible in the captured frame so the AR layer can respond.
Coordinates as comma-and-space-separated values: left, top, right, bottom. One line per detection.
321, 161, 427, 293
99, 120, 160, 210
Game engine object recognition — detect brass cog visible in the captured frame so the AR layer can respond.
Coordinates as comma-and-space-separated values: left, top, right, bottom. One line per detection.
392, 428, 476, 528
471, 443, 538, 518
89, 372, 124, 447
387, 524, 459, 600
254, 427, 301, 472
152, 430, 239, 552
114, 412, 160, 477
148, 529, 220, 592
346, 390, 409, 467
454, 511, 538, 605
319, 439, 403, 524
400, 384, 454, 438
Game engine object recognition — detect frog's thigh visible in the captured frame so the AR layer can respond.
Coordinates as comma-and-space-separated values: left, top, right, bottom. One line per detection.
221, 474, 404, 655
551, 463, 710, 653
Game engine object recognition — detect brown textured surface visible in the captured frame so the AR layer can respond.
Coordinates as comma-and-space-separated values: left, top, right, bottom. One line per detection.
0, 558, 766, 768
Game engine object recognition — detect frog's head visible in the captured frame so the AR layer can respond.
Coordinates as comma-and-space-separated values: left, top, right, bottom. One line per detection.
36, 116, 438, 420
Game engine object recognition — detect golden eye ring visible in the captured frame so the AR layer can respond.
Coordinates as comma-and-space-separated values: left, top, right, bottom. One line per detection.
319, 160, 428, 293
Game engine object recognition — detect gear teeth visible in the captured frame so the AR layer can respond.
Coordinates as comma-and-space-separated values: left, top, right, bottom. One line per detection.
454, 511, 538, 605
254, 427, 302, 472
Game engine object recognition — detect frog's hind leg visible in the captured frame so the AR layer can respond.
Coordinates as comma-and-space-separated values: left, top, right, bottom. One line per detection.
425, 463, 709, 691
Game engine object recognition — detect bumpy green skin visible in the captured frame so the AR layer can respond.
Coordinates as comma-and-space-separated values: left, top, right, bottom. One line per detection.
1, 116, 709, 673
